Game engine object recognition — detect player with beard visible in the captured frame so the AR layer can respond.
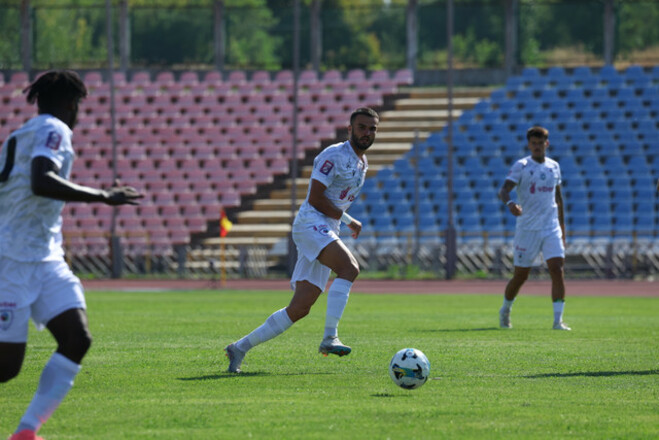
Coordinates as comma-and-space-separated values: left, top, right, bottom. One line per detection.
225, 107, 379, 373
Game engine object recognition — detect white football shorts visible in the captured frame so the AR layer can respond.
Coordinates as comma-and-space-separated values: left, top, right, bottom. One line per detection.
0, 257, 86, 343
513, 226, 565, 268
290, 221, 340, 291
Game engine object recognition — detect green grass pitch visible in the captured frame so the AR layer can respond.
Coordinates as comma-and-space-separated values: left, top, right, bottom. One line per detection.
3, 289, 658, 439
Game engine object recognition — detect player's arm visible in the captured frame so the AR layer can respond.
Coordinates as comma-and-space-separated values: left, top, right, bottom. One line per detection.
308, 178, 362, 238
499, 179, 522, 216
555, 184, 566, 245
31, 156, 143, 205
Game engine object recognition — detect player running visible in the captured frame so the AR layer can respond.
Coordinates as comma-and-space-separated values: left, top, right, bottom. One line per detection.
225, 107, 379, 373
498, 126, 570, 331
0, 70, 142, 440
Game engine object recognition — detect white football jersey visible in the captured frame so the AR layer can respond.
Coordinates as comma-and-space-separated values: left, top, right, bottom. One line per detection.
294, 140, 368, 230
0, 114, 75, 262
505, 155, 561, 231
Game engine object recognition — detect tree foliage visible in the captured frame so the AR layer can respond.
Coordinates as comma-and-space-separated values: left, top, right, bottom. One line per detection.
0, 0, 658, 70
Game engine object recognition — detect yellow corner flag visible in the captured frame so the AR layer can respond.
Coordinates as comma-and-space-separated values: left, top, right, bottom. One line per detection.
220, 208, 233, 237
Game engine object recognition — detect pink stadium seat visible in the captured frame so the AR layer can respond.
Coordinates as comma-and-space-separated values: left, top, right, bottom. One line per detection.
274, 70, 294, 85
186, 217, 207, 233
155, 71, 175, 84
227, 70, 247, 85
84, 71, 104, 87
203, 70, 223, 84
251, 70, 271, 85
298, 70, 318, 86
393, 68, 414, 86
168, 229, 189, 244
179, 71, 199, 85
322, 70, 343, 85
220, 191, 241, 208
10, 72, 29, 87
131, 71, 151, 85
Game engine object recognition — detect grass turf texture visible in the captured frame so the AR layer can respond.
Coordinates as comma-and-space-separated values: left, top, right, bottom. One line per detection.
2, 290, 657, 439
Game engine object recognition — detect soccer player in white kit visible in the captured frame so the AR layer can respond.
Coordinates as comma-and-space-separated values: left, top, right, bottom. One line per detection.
498, 126, 570, 331
225, 108, 379, 373
0, 70, 142, 440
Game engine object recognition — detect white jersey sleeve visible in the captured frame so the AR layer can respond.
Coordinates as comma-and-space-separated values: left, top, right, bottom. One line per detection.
0, 115, 75, 262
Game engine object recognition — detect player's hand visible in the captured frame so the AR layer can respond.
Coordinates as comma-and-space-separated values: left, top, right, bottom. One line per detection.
103, 179, 144, 205
508, 203, 522, 216
347, 218, 362, 239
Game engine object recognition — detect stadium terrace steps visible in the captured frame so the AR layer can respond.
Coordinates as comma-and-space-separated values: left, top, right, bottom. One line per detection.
212, 87, 492, 258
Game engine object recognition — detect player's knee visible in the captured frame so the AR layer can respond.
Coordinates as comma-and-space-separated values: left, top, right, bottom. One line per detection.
548, 264, 564, 279
286, 305, 310, 322
338, 260, 360, 282
58, 329, 92, 361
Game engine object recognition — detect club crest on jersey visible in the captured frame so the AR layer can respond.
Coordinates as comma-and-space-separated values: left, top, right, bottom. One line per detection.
319, 160, 334, 175
0, 309, 13, 331
313, 224, 331, 236
45, 131, 62, 150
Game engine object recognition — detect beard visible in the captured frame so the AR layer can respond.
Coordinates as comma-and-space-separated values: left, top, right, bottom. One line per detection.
351, 132, 374, 151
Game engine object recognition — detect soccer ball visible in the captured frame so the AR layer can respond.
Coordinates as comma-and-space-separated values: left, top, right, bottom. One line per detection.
388, 348, 430, 390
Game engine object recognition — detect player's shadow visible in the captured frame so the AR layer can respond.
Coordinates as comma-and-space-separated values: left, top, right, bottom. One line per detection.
178, 371, 335, 381
523, 369, 658, 379
421, 327, 499, 333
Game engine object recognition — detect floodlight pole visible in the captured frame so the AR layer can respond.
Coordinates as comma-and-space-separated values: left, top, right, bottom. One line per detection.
106, 0, 122, 278
445, 0, 457, 279
288, 0, 301, 276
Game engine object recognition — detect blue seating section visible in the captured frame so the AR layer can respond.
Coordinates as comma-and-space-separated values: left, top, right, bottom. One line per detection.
351, 65, 659, 242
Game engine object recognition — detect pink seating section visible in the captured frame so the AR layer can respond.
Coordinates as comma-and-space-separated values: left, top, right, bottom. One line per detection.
0, 69, 411, 255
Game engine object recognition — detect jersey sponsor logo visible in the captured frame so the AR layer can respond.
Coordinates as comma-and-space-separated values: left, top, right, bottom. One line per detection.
339, 186, 351, 200
530, 182, 553, 194
45, 131, 62, 150
319, 160, 334, 175
0, 309, 14, 330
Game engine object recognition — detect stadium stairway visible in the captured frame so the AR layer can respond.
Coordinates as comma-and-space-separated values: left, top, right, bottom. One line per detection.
195, 86, 493, 269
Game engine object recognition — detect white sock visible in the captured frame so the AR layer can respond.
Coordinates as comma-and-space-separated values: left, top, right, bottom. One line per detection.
16, 353, 81, 433
501, 298, 515, 310
324, 278, 353, 339
235, 308, 293, 353
553, 300, 565, 324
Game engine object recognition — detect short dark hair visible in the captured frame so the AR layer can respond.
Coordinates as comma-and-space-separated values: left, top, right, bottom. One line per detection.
350, 107, 379, 125
526, 126, 549, 141
24, 70, 88, 113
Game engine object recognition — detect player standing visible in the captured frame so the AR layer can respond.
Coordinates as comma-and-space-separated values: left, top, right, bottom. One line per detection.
0, 70, 142, 440
225, 107, 379, 373
498, 126, 570, 331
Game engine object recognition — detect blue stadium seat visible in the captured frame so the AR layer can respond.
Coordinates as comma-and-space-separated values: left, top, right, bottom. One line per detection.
483, 213, 505, 233
602, 156, 626, 174
624, 65, 646, 79
568, 213, 591, 241
572, 66, 593, 78
613, 214, 634, 239
599, 65, 620, 79
395, 215, 416, 232
634, 216, 655, 240
505, 76, 525, 90
372, 216, 394, 232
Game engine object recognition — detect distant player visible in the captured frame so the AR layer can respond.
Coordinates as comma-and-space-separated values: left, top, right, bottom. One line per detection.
0, 70, 142, 440
225, 107, 379, 373
498, 126, 570, 331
